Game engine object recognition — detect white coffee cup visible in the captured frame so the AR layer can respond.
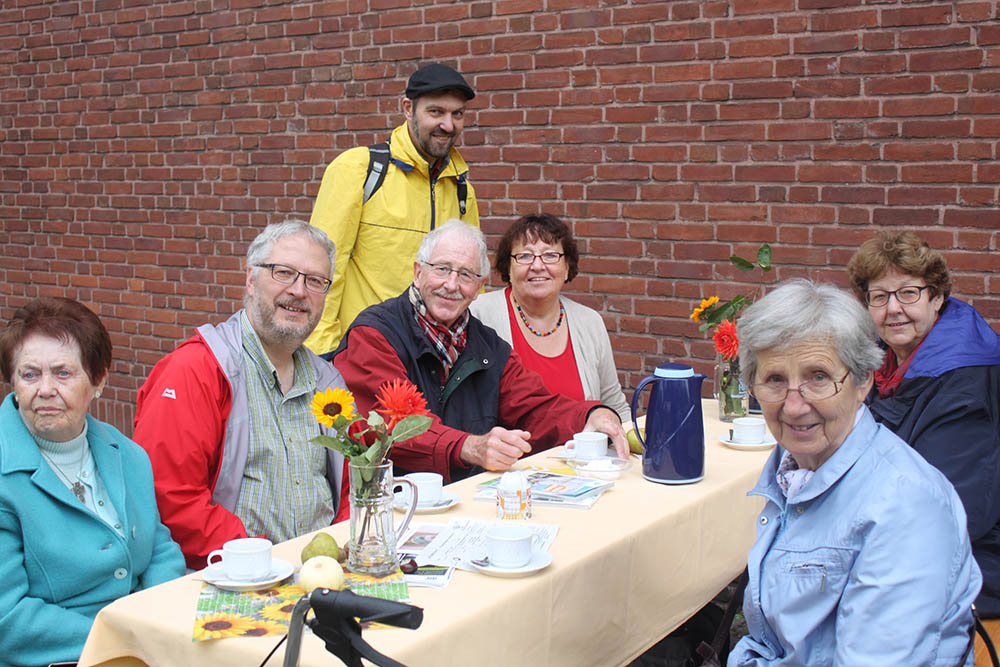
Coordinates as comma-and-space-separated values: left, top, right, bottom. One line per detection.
732, 417, 767, 444
570, 431, 608, 460
485, 523, 540, 569
206, 537, 273, 581
403, 472, 443, 507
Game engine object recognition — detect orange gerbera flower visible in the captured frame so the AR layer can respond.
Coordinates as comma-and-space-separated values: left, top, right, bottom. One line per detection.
375, 378, 431, 429
713, 319, 739, 361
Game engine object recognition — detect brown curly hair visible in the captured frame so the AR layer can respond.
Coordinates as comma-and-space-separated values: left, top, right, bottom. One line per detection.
846, 231, 951, 306
494, 213, 579, 285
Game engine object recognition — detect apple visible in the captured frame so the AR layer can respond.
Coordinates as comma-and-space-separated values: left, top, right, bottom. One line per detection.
298, 555, 345, 593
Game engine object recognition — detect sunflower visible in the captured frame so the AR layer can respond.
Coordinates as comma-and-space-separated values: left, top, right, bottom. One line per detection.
689, 296, 719, 322
374, 378, 431, 429
713, 319, 739, 361
310, 387, 357, 428
258, 600, 300, 622
193, 613, 257, 641
241, 618, 289, 637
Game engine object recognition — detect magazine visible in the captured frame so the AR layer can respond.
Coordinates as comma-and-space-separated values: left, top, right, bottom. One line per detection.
476, 470, 614, 499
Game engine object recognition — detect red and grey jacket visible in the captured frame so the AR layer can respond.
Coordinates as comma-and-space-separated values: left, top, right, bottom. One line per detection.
134, 311, 346, 569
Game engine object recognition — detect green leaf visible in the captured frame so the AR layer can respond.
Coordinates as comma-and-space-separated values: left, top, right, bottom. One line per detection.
730, 255, 755, 271
756, 243, 772, 271
366, 411, 385, 428
311, 435, 348, 454
387, 414, 433, 443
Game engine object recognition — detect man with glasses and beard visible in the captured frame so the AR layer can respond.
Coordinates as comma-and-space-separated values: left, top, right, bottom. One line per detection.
133, 220, 348, 569
332, 220, 628, 486
304, 63, 480, 357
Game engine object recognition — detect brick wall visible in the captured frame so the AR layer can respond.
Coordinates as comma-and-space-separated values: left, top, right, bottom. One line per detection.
1, 0, 998, 435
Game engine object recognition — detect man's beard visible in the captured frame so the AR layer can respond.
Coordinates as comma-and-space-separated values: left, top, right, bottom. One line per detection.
411, 117, 456, 160
248, 293, 319, 348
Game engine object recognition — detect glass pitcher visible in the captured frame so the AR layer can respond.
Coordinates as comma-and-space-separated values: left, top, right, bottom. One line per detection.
347, 461, 417, 577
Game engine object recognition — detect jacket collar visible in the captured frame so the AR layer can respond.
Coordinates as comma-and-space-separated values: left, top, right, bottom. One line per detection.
905, 297, 1000, 379
390, 122, 470, 180
0, 394, 125, 512
751, 406, 877, 505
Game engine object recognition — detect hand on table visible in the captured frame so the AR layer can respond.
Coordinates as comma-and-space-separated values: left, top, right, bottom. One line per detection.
583, 407, 628, 459
460, 427, 532, 471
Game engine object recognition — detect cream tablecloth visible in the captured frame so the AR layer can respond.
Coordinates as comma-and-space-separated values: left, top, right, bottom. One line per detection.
79, 399, 770, 667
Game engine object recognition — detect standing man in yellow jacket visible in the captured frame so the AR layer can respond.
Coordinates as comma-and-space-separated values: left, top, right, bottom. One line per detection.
305, 63, 480, 356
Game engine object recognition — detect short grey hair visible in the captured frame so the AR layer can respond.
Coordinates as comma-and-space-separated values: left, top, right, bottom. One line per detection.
246, 219, 336, 279
415, 219, 490, 277
738, 279, 885, 387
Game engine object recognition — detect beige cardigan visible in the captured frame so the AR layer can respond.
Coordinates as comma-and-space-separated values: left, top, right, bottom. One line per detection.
469, 288, 631, 423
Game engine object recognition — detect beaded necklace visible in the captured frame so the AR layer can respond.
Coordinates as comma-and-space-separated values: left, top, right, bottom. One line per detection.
513, 295, 565, 337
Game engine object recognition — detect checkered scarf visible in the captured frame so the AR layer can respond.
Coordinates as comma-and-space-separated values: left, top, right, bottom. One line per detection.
408, 284, 469, 381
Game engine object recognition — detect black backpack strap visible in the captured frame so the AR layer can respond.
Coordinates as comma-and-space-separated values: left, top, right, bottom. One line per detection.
363, 141, 391, 204
456, 171, 468, 216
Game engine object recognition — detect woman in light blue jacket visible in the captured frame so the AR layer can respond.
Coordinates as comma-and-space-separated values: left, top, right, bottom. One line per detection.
0, 297, 185, 667
729, 279, 980, 666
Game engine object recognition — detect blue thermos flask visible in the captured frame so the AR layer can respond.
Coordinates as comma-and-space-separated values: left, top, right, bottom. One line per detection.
630, 362, 706, 484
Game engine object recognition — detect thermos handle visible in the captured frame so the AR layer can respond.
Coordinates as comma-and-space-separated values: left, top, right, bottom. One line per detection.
630, 376, 656, 450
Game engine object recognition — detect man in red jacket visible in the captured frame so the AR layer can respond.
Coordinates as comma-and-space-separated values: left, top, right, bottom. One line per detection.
133, 220, 348, 569
332, 220, 628, 484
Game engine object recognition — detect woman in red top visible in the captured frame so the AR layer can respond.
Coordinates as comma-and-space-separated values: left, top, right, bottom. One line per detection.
470, 213, 630, 422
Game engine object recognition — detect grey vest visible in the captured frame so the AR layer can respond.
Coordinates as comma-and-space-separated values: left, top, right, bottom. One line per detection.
197, 311, 346, 512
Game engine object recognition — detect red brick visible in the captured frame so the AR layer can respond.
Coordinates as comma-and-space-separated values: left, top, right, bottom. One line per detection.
882, 6, 953, 28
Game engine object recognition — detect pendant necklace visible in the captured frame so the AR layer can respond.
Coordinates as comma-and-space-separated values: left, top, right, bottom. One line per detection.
513, 295, 565, 338
40, 446, 88, 503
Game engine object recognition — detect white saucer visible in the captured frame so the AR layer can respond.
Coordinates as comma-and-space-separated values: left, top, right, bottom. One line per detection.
720, 435, 777, 451
471, 551, 554, 578
201, 558, 295, 592
564, 456, 631, 479
393, 491, 460, 514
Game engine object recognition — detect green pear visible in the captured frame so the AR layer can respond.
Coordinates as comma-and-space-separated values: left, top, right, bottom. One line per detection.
301, 532, 339, 564
627, 427, 645, 455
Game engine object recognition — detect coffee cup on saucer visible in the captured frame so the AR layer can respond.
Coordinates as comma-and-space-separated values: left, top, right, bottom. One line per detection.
206, 537, 273, 581
731, 417, 767, 445
402, 472, 443, 507
486, 523, 540, 569
569, 431, 608, 460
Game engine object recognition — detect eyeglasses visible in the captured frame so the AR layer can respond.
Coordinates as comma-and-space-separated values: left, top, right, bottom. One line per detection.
751, 369, 851, 403
420, 262, 483, 285
256, 263, 332, 294
865, 285, 932, 308
512, 251, 564, 265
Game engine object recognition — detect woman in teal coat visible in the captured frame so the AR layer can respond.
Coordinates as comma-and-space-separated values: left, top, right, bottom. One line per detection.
0, 297, 185, 667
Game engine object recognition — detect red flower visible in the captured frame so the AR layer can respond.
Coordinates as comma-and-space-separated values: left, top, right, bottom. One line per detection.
713, 319, 739, 361
375, 378, 431, 430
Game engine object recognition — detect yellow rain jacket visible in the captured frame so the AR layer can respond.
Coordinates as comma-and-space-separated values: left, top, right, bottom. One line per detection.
305, 122, 480, 355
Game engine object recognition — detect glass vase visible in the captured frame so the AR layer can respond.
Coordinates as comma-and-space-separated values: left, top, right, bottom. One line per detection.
714, 353, 749, 422
347, 461, 416, 577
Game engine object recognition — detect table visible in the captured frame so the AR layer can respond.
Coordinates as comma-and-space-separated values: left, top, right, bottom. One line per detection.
79, 399, 770, 667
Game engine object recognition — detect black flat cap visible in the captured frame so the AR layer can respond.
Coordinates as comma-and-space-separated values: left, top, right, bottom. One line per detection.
405, 63, 475, 101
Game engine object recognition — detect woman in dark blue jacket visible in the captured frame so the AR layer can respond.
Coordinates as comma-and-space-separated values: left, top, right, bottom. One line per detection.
848, 230, 1000, 616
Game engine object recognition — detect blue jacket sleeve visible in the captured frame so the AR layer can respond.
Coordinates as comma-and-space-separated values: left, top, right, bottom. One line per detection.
833, 475, 979, 665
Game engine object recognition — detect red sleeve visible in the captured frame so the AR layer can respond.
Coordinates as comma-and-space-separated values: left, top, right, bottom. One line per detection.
133, 337, 248, 570
333, 326, 471, 482
498, 350, 599, 452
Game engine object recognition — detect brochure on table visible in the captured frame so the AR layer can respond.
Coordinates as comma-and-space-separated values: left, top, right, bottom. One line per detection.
474, 469, 614, 509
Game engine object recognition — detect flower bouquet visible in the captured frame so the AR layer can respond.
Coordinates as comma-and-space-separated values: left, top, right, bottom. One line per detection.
689, 243, 773, 421
310, 379, 432, 576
